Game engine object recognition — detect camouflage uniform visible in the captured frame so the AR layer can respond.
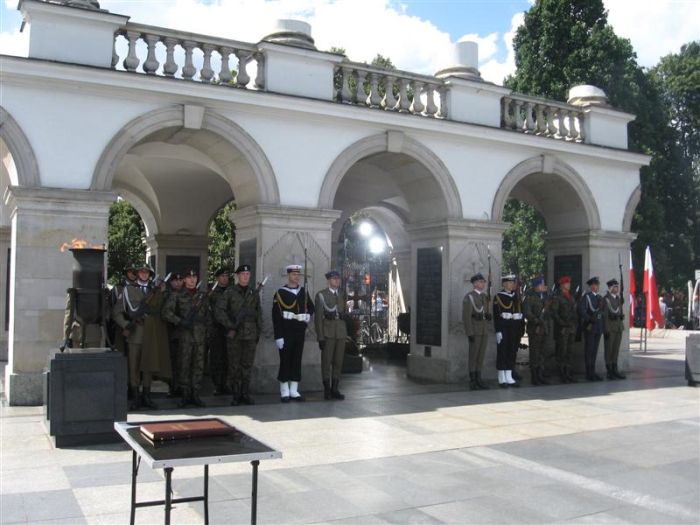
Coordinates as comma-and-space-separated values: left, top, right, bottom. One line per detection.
522, 289, 551, 385
215, 283, 261, 404
550, 288, 578, 382
208, 284, 229, 394
162, 287, 211, 405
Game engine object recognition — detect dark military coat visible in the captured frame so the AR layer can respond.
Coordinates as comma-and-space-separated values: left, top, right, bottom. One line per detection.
550, 289, 577, 331
162, 288, 211, 343
578, 291, 604, 335
522, 289, 551, 336
272, 286, 315, 339
492, 290, 524, 336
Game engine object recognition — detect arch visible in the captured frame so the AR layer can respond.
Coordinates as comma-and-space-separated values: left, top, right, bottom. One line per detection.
491, 155, 601, 230
114, 186, 159, 238
91, 105, 280, 205
622, 184, 641, 232
318, 132, 462, 219
0, 106, 40, 187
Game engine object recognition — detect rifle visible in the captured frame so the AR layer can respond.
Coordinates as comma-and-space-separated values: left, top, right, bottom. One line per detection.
618, 253, 625, 301
575, 284, 583, 342
302, 247, 309, 313
485, 245, 493, 321
181, 280, 207, 327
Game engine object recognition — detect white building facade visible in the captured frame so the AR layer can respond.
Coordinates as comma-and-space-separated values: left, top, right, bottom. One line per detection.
1, 0, 648, 405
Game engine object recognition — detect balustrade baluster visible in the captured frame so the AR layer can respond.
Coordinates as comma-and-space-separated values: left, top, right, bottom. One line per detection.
182, 40, 197, 79
535, 104, 546, 134
425, 84, 438, 116
235, 50, 251, 87
200, 45, 215, 83
163, 37, 178, 77
253, 52, 265, 89
382, 75, 397, 110
558, 109, 569, 139
355, 70, 367, 105
219, 47, 233, 84
340, 67, 353, 103
525, 102, 536, 132
547, 107, 558, 136
514, 100, 524, 129
411, 81, 425, 113
367, 72, 382, 107
111, 33, 119, 68
397, 79, 410, 111
437, 86, 448, 118
142, 34, 160, 75
123, 31, 141, 72
568, 112, 579, 140
501, 98, 512, 128
576, 112, 585, 141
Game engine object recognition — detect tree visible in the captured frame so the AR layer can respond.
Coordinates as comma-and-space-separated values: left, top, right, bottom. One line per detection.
207, 200, 236, 281
107, 200, 146, 284
502, 200, 547, 280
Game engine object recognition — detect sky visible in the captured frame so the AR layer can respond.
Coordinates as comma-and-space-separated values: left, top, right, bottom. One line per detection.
1, 0, 698, 84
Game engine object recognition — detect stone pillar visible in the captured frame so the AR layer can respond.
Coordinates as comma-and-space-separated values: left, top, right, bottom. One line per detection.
144, 233, 209, 278
546, 229, 636, 372
406, 219, 507, 383
4, 186, 115, 405
0, 226, 9, 361
392, 248, 411, 307
231, 204, 342, 393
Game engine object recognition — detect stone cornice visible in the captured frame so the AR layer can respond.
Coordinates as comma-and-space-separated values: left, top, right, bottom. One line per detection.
0, 55, 651, 168
546, 229, 637, 247
4, 185, 115, 211
406, 219, 509, 242
232, 205, 342, 231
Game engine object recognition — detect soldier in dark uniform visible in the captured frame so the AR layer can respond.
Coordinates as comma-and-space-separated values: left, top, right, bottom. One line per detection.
215, 264, 262, 406
578, 276, 604, 381
108, 264, 138, 356
602, 278, 626, 380
162, 268, 211, 408
315, 270, 348, 400
163, 272, 183, 397
493, 273, 524, 388
209, 267, 230, 396
522, 276, 550, 386
462, 272, 490, 390
272, 264, 315, 402
551, 275, 578, 383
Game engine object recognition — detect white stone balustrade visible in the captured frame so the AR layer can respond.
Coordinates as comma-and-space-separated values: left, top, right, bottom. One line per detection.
335, 63, 447, 119
501, 94, 585, 143
112, 23, 264, 89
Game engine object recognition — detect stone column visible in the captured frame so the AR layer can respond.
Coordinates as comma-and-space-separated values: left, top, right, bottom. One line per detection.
392, 247, 411, 307
4, 186, 115, 405
406, 219, 508, 383
546, 229, 636, 372
144, 233, 209, 278
231, 204, 342, 393
0, 226, 10, 361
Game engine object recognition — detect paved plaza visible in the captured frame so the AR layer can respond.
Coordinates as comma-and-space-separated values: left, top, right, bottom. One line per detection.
2, 330, 699, 524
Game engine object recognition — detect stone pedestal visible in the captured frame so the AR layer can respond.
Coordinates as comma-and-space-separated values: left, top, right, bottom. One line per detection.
406, 219, 507, 383
685, 333, 700, 386
4, 186, 114, 405
232, 205, 341, 393
45, 349, 127, 447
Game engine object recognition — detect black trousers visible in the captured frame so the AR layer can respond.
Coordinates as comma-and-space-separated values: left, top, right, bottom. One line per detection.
496, 328, 518, 370
583, 331, 602, 373
278, 332, 305, 382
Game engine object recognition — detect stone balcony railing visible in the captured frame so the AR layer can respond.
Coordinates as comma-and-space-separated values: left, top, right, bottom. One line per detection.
334, 62, 447, 118
112, 22, 265, 89
501, 94, 585, 142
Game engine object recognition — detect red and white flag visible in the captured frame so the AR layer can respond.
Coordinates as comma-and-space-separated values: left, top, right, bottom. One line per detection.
643, 246, 664, 330
629, 251, 636, 322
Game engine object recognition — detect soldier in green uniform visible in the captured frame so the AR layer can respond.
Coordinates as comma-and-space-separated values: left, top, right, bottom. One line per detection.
462, 273, 490, 390
163, 273, 183, 397
214, 264, 262, 406
522, 276, 550, 386
551, 275, 578, 383
209, 267, 230, 395
602, 278, 626, 380
315, 270, 348, 400
162, 268, 211, 408
108, 264, 138, 356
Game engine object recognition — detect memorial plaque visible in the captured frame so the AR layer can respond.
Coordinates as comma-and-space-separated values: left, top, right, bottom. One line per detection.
416, 247, 442, 347
238, 239, 257, 284
553, 255, 582, 292
166, 255, 200, 277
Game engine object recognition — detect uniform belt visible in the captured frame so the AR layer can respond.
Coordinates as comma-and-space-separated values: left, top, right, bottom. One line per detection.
282, 311, 310, 322
501, 313, 522, 320
471, 314, 485, 320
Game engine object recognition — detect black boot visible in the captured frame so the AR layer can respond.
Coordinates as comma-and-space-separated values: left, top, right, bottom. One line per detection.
537, 368, 549, 385
230, 383, 240, 406
323, 380, 332, 400
530, 367, 540, 386
129, 387, 141, 411
178, 388, 190, 408
612, 363, 626, 379
512, 369, 522, 382
476, 371, 489, 390
566, 366, 578, 383
559, 366, 570, 384
239, 380, 255, 405
141, 387, 158, 410
469, 372, 478, 391
331, 379, 345, 400
606, 364, 615, 380
190, 389, 205, 407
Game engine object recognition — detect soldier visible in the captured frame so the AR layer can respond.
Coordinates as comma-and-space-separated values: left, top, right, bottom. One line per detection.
551, 275, 578, 383
579, 276, 604, 381
272, 264, 315, 402
462, 273, 490, 390
602, 278, 626, 380
112, 263, 158, 409
209, 267, 230, 396
162, 268, 211, 408
315, 270, 348, 400
493, 273, 524, 388
108, 264, 138, 355
522, 276, 551, 386
163, 273, 183, 397
215, 264, 262, 406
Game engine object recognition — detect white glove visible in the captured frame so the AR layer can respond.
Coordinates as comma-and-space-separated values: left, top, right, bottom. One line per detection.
275, 338, 284, 350
496, 332, 503, 344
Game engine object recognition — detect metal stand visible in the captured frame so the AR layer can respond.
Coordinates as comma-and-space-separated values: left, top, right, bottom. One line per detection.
251, 460, 259, 525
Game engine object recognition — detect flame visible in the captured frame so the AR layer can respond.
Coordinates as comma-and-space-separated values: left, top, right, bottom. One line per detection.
60, 239, 105, 252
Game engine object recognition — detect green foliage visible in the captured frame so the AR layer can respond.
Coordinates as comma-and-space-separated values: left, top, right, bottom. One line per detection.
107, 200, 146, 284
502, 200, 547, 280
207, 200, 236, 281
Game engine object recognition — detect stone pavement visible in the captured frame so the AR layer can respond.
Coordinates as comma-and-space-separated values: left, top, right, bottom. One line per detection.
1, 330, 699, 524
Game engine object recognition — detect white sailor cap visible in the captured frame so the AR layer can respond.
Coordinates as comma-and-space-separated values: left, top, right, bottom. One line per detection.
501, 273, 517, 282
285, 264, 303, 274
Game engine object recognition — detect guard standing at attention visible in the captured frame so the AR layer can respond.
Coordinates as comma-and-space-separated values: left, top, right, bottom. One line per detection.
208, 267, 230, 396
522, 276, 551, 386
493, 273, 524, 388
462, 272, 490, 390
315, 270, 348, 400
579, 276, 604, 381
551, 275, 578, 383
602, 278, 626, 380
